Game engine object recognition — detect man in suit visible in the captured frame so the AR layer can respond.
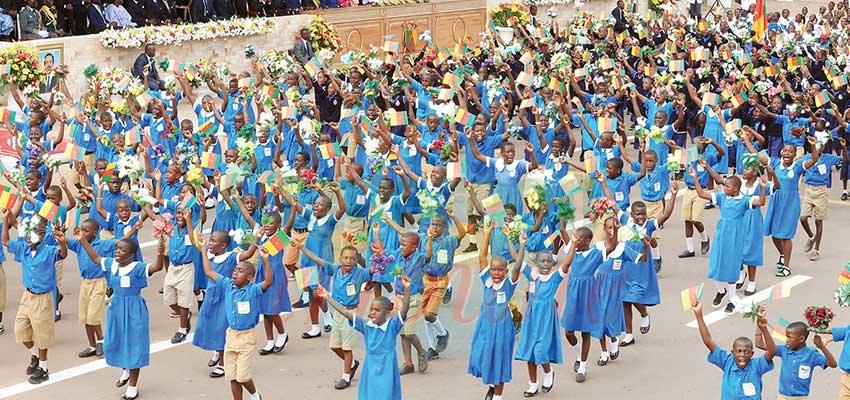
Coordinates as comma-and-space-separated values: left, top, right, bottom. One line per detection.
122, 0, 144, 26
40, 53, 58, 93
293, 28, 313, 64
612, 0, 629, 33
132, 44, 165, 91
191, 0, 215, 22
87, 0, 107, 33
143, 0, 169, 24
212, 0, 231, 19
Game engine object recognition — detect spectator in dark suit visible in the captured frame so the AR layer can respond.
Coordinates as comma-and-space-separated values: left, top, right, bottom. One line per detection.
293, 28, 313, 64
212, 0, 232, 18
191, 0, 215, 22
612, 0, 629, 34
132, 43, 165, 91
87, 0, 107, 33
69, 0, 87, 35
122, 0, 144, 26
143, 0, 169, 24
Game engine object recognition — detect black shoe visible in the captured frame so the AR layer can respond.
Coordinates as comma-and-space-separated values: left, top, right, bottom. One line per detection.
542, 371, 555, 393
121, 392, 139, 400
712, 291, 726, 308
96, 342, 104, 357
291, 299, 309, 309
28, 367, 48, 384
258, 346, 274, 356
106, 287, 114, 298
272, 335, 289, 353
426, 348, 440, 361
654, 258, 662, 273
723, 303, 736, 315
442, 287, 453, 305
523, 387, 538, 397
171, 331, 187, 344
116, 376, 129, 387
701, 239, 710, 255
678, 250, 695, 258
78, 347, 97, 358
704, 203, 715, 210
435, 331, 449, 353
350, 359, 360, 379
209, 366, 225, 378
610, 348, 619, 360
463, 243, 478, 253
26, 356, 39, 375
57, 292, 64, 305
620, 337, 635, 347
744, 288, 756, 297
573, 360, 580, 373
485, 386, 495, 400
324, 324, 332, 333
576, 372, 586, 383
301, 331, 321, 339
54, 310, 61, 322
640, 315, 651, 335
334, 378, 351, 390
843, 192, 849, 201
208, 355, 220, 367
597, 355, 609, 366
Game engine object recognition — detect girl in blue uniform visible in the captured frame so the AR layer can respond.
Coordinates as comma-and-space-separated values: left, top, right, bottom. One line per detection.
192, 231, 257, 378
75, 236, 165, 400
468, 222, 525, 400
561, 227, 603, 383
737, 160, 777, 297
468, 140, 538, 213
746, 134, 819, 277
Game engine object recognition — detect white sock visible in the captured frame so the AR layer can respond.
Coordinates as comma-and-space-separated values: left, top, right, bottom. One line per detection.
308, 324, 320, 335
599, 351, 609, 360
96, 339, 103, 345
686, 237, 695, 252
746, 281, 756, 292
699, 231, 708, 241
39, 360, 47, 371
178, 327, 188, 335
29, 347, 38, 357
623, 333, 634, 343
543, 370, 554, 387
120, 369, 130, 380
527, 381, 539, 392
342, 373, 351, 382
322, 310, 333, 326
275, 333, 288, 347
210, 351, 220, 362
714, 281, 726, 293
640, 315, 650, 328
425, 323, 437, 349
300, 290, 310, 303
263, 340, 274, 350
433, 318, 448, 336
727, 283, 740, 304
737, 269, 746, 284
610, 338, 619, 354
577, 361, 587, 374
125, 386, 138, 397
250, 392, 261, 400
492, 396, 502, 400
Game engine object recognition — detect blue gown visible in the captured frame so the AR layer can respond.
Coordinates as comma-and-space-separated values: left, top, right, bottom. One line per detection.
764, 157, 805, 240
561, 247, 603, 332
352, 313, 404, 400
708, 192, 754, 283
193, 251, 238, 351
742, 182, 771, 267
102, 258, 150, 370
366, 195, 405, 283
299, 210, 340, 289
468, 269, 517, 385
515, 265, 564, 365
619, 212, 661, 306
591, 241, 640, 339
256, 244, 290, 315
490, 158, 529, 213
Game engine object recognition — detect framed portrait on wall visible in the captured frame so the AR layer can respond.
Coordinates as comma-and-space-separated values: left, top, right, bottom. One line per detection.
35, 44, 63, 93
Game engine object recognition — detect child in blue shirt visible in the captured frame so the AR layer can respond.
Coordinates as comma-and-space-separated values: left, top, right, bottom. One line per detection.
693, 300, 775, 400
756, 321, 835, 398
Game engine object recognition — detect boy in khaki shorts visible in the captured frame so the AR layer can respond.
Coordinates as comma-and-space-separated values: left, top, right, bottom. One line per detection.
678, 144, 721, 260
421, 212, 465, 360
194, 233, 274, 400
799, 137, 846, 261
67, 219, 115, 358
391, 232, 428, 374
164, 213, 200, 344
3, 216, 68, 385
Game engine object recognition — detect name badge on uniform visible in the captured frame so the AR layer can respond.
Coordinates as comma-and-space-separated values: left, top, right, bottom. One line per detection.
818, 164, 827, 175
541, 226, 550, 234
613, 260, 622, 271
496, 291, 506, 304
741, 383, 756, 396
407, 147, 417, 157
120, 275, 131, 288
798, 365, 811, 379
84, 133, 91, 141
346, 283, 356, 296
327, 159, 334, 167
437, 250, 448, 264
184, 234, 192, 246
615, 192, 625, 202
237, 301, 250, 314
508, 169, 517, 178
653, 182, 661, 191
156, 125, 164, 133
123, 226, 133, 236
264, 148, 272, 157
787, 170, 795, 178
528, 281, 536, 293
697, 165, 705, 172
355, 195, 366, 205
232, 103, 240, 111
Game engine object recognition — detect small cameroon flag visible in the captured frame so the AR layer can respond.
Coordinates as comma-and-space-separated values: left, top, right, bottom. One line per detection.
318, 142, 342, 159
262, 230, 291, 256
0, 187, 17, 210
680, 283, 704, 311
38, 201, 59, 222
771, 318, 790, 342
103, 162, 117, 182
201, 152, 219, 169
63, 143, 85, 161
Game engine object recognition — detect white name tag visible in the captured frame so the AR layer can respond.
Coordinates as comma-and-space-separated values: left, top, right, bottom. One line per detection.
120, 275, 130, 288
237, 301, 250, 314
355, 195, 366, 205
788, 170, 795, 178
346, 283, 356, 296
156, 125, 164, 132
653, 182, 661, 191
741, 382, 756, 396
508, 169, 517, 178
798, 365, 811, 379
528, 281, 536, 293
184, 234, 192, 246
496, 291, 506, 304
437, 250, 448, 264
615, 192, 625, 202
697, 165, 705, 172
613, 259, 622, 271
541, 226, 550, 234
327, 159, 334, 167
123, 226, 133, 236
84, 133, 91, 141
232, 104, 240, 111
818, 164, 827, 175
264, 148, 272, 157
407, 147, 417, 157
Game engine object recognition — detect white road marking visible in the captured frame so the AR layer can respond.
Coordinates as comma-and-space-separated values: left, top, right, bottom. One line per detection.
685, 275, 813, 328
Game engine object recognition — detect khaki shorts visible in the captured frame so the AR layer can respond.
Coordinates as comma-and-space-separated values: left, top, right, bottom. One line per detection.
421, 276, 449, 316
680, 188, 706, 223
284, 230, 309, 266
0, 263, 6, 312
163, 263, 195, 308
466, 183, 491, 217
394, 294, 422, 335
644, 200, 663, 239
340, 216, 367, 253
78, 278, 107, 325
224, 328, 256, 383
841, 372, 850, 400
801, 184, 828, 220
15, 290, 55, 349
329, 309, 358, 351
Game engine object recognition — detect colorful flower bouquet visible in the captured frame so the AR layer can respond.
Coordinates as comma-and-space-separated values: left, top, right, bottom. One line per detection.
0, 45, 46, 94
505, 219, 528, 242
836, 279, 850, 308
804, 306, 834, 333
100, 18, 275, 49
490, 4, 531, 28
553, 196, 575, 222
229, 228, 257, 250
524, 185, 546, 211
587, 197, 617, 223
342, 230, 368, 246
152, 213, 174, 238
416, 190, 440, 218
307, 17, 341, 54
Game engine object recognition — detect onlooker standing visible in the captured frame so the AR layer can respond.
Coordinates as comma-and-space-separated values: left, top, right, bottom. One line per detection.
293, 28, 313, 64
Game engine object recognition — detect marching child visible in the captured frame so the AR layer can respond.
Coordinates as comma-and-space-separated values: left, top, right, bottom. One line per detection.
756, 321, 836, 399
561, 227, 603, 383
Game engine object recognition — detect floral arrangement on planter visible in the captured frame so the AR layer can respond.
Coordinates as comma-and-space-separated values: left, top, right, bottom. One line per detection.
100, 18, 276, 49
306, 17, 341, 54
0, 45, 46, 95
490, 3, 531, 28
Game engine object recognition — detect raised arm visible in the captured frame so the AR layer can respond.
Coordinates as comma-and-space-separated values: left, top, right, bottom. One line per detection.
693, 301, 716, 352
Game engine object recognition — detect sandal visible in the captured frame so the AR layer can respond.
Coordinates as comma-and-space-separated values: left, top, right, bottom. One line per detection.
775, 265, 791, 278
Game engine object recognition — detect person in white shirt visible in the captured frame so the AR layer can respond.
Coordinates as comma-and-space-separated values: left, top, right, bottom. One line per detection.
105, 0, 137, 28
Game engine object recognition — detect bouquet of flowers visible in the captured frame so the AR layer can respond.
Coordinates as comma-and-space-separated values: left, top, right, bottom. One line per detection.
300, 168, 318, 186
116, 153, 144, 181
152, 213, 174, 238
19, 215, 43, 244
307, 16, 341, 53
741, 302, 762, 321
416, 190, 440, 218
340, 50, 368, 66
341, 230, 368, 246
244, 44, 256, 59
196, 58, 229, 83
260, 50, 298, 81
804, 306, 835, 333
587, 197, 617, 223
490, 4, 531, 28
523, 184, 547, 211
553, 197, 576, 222
229, 228, 257, 250
186, 166, 204, 186
235, 137, 256, 160
260, 204, 279, 226
0, 45, 46, 93
100, 18, 275, 49
369, 251, 400, 276
111, 99, 131, 116
505, 219, 528, 242
129, 185, 157, 208
617, 224, 643, 243
835, 281, 850, 307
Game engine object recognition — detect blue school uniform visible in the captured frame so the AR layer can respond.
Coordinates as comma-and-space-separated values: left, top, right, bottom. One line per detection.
561, 247, 603, 332
193, 251, 239, 351
619, 212, 660, 306
832, 325, 850, 373
391, 251, 424, 295
459, 133, 501, 185
515, 264, 565, 365
741, 181, 771, 267
211, 190, 238, 234
8, 239, 61, 293
352, 313, 404, 400
701, 107, 731, 174
139, 114, 175, 157
707, 347, 774, 400
326, 264, 371, 307
255, 240, 290, 315
218, 276, 264, 330
708, 192, 755, 283
632, 163, 670, 202
422, 234, 459, 278
592, 171, 638, 209
803, 153, 842, 189
468, 269, 518, 385
591, 241, 641, 339
300, 208, 340, 289
774, 344, 828, 397
524, 212, 559, 252
413, 177, 453, 236
367, 195, 406, 280
101, 258, 151, 369
489, 158, 529, 213
764, 157, 805, 239
526, 125, 555, 163
67, 238, 114, 279
108, 214, 144, 262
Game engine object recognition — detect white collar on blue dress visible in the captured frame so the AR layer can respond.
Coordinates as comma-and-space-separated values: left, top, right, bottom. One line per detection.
365, 312, 397, 331
596, 241, 626, 261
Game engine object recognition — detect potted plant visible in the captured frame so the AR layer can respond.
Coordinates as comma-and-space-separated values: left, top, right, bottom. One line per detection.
490, 3, 531, 43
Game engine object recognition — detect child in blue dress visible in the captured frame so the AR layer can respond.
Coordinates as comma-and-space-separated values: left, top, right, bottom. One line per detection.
74, 236, 165, 400
746, 134, 819, 277
468, 221, 525, 400
757, 321, 836, 398
468, 140, 538, 213
692, 300, 775, 400
561, 227, 603, 383
316, 276, 412, 400
192, 231, 257, 378
736, 154, 778, 296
